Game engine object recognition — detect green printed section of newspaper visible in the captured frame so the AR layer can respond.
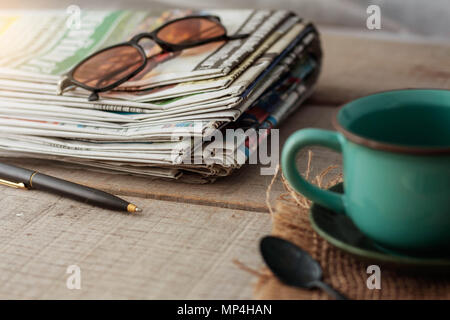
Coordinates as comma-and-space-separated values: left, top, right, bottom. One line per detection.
51, 11, 124, 75
18, 11, 145, 75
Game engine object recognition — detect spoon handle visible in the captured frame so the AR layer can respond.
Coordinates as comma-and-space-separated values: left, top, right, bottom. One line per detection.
313, 281, 348, 300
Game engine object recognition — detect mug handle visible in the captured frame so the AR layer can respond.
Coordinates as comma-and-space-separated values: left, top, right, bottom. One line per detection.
281, 128, 346, 214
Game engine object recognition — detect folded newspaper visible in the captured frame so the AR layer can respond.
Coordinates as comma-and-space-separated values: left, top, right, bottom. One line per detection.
0, 9, 322, 183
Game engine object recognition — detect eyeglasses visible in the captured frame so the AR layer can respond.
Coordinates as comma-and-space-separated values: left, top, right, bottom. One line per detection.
57, 15, 249, 101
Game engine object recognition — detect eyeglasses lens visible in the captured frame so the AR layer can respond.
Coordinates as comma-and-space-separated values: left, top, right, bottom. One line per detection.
156, 17, 226, 46
72, 44, 145, 89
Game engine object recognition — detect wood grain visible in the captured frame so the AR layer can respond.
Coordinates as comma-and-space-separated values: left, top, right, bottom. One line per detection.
311, 32, 450, 105
0, 191, 270, 299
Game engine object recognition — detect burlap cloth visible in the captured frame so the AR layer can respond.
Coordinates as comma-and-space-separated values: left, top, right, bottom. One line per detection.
238, 152, 450, 300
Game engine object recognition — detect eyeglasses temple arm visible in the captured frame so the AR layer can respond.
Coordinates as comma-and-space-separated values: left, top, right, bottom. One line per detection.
56, 75, 75, 95
226, 33, 250, 40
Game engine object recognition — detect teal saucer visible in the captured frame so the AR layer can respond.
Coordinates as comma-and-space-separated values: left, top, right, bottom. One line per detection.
309, 183, 450, 273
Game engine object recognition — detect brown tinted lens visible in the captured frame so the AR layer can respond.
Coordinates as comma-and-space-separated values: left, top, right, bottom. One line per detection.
72, 45, 145, 89
156, 17, 226, 46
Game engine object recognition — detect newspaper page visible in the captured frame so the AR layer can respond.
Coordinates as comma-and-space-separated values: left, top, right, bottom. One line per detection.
0, 9, 290, 87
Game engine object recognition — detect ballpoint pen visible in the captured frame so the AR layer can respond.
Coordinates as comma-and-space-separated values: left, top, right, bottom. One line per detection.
0, 162, 142, 213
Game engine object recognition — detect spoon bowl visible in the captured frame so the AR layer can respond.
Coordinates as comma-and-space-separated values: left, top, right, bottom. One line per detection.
260, 236, 348, 300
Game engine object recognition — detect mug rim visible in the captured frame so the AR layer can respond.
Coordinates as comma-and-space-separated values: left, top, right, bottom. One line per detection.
332, 89, 450, 155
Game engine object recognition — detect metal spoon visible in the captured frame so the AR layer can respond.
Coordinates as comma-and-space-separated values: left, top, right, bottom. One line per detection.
260, 236, 348, 300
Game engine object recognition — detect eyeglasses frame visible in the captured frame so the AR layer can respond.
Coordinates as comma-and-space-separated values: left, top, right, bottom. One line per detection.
58, 15, 249, 101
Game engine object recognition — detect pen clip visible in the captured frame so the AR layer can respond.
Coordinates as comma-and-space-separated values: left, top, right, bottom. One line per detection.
0, 178, 28, 190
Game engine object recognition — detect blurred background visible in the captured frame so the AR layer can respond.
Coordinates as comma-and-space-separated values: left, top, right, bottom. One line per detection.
3, 0, 450, 42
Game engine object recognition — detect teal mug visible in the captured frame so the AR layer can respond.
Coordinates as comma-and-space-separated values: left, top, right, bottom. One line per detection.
281, 89, 450, 254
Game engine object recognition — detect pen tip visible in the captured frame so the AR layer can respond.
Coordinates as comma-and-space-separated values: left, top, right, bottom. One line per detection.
127, 203, 142, 213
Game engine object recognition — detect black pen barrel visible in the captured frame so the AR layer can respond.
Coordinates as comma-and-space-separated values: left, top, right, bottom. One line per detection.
31, 173, 129, 211
0, 162, 34, 183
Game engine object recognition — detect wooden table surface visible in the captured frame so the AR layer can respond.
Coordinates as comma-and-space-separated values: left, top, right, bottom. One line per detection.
1, 31, 449, 299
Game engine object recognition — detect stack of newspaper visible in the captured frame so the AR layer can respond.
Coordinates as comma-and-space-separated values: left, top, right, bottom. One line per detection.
0, 9, 322, 183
